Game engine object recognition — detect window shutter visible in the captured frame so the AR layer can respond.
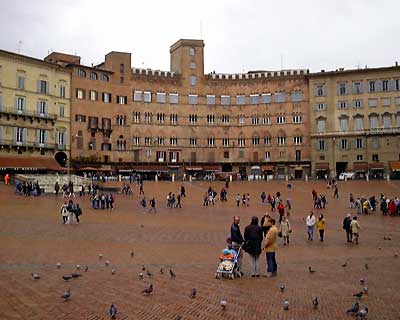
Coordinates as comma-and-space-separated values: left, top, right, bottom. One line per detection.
64, 132, 68, 147
336, 102, 340, 109
316, 141, 320, 150
36, 129, 39, 144
0, 96, 2, 112
13, 127, 17, 144
44, 130, 49, 145
0, 126, 2, 143
37, 101, 40, 114
336, 84, 341, 95
46, 82, 50, 94
346, 84, 352, 94
314, 86, 318, 97
44, 102, 48, 116
37, 80, 41, 93
15, 97, 18, 111
376, 81, 383, 92
22, 128, 27, 144
23, 98, 26, 112
389, 79, 396, 91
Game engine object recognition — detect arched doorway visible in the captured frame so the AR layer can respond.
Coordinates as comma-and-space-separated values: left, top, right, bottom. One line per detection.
55, 151, 68, 168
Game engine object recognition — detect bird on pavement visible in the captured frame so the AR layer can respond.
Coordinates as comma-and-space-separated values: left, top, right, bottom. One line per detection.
170, 269, 176, 278
146, 270, 153, 278
364, 263, 368, 270
190, 288, 197, 299
363, 287, 368, 294
312, 297, 319, 309
142, 283, 153, 296
280, 284, 285, 293
356, 307, 368, 319
111, 268, 116, 275
160, 268, 164, 275
346, 302, 360, 314
353, 291, 363, 299
138, 272, 144, 279
84, 265, 89, 272
62, 275, 73, 281
131, 251, 134, 258
360, 278, 365, 285
31, 273, 40, 280
283, 299, 289, 310
309, 266, 316, 273
61, 289, 71, 301
56, 263, 61, 269
141, 265, 146, 271
109, 303, 117, 319
76, 265, 80, 270
71, 273, 82, 279
342, 262, 347, 267
220, 300, 227, 310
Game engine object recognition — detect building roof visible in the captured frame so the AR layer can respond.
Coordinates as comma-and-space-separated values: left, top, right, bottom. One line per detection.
0, 156, 64, 171
308, 65, 400, 77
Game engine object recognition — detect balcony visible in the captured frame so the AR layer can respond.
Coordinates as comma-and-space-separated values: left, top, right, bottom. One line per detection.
0, 139, 56, 150
311, 127, 400, 138
0, 107, 57, 124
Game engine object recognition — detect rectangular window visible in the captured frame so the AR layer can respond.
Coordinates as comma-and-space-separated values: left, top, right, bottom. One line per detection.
383, 115, 391, 128
221, 95, 230, 105
17, 76, 25, 90
39, 80, 48, 94
117, 96, 127, 105
90, 90, 97, 101
222, 138, 230, 147
277, 137, 286, 146
207, 114, 215, 124
370, 116, 378, 129
354, 117, 364, 130
190, 76, 197, 86
145, 149, 152, 158
76, 89, 84, 99
341, 139, 348, 150
169, 137, 178, 146
293, 136, 303, 145
132, 136, 140, 145
250, 94, 259, 105
207, 138, 215, 147
38, 100, 46, 115
317, 140, 326, 151
292, 115, 302, 123
340, 118, 349, 131
237, 138, 245, 147
357, 155, 363, 161
238, 115, 245, 125
189, 137, 197, 146
291, 91, 303, 102
396, 97, 400, 105
206, 95, 215, 105
190, 62, 196, 69
261, 93, 272, 104
102, 92, 111, 103
133, 91, 142, 101
16, 96, 25, 112
265, 151, 271, 161
315, 84, 326, 97
221, 115, 230, 123
264, 136, 271, 146
315, 103, 327, 111
170, 114, 178, 124
224, 151, 229, 159
156, 151, 166, 162
355, 138, 364, 149
337, 101, 347, 109
251, 116, 259, 125
396, 79, 400, 91
57, 131, 65, 146
236, 95, 246, 105
169, 93, 179, 104
277, 116, 286, 124
337, 83, 346, 95
382, 80, 389, 91
353, 100, 363, 108
369, 81, 375, 92
188, 94, 198, 105
317, 119, 326, 132
252, 136, 260, 146
275, 92, 286, 103
59, 104, 65, 117
368, 99, 377, 108
133, 111, 140, 123
372, 154, 379, 161
38, 129, 45, 144
16, 127, 24, 143
381, 98, 391, 107
60, 85, 66, 98
353, 82, 362, 94
143, 91, 152, 103
263, 116, 271, 125
156, 92, 166, 103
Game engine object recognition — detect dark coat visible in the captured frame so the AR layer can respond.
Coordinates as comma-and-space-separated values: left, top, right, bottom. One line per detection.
244, 224, 263, 255
230, 223, 244, 244
343, 217, 352, 230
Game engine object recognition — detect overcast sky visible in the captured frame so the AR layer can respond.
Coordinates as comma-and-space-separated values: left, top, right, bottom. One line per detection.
1, 0, 399, 73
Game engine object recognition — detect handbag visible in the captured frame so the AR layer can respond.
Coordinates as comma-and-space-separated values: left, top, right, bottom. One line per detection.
242, 240, 252, 252
278, 231, 283, 238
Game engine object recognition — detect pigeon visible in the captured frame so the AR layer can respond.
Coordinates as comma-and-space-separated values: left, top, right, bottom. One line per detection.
346, 302, 360, 314
353, 291, 363, 299
312, 297, 319, 309
280, 284, 285, 293
56, 263, 61, 269
76, 264, 80, 270
342, 262, 347, 267
160, 268, 164, 275
309, 266, 316, 273
146, 270, 153, 278
71, 273, 82, 278
31, 273, 40, 280
105, 261, 110, 267
84, 265, 89, 272
175, 316, 183, 320
190, 288, 197, 299
220, 300, 227, 310
363, 287, 368, 294
61, 289, 71, 301
99, 254, 103, 260
364, 264, 368, 270
131, 251, 134, 258
394, 252, 398, 257
138, 272, 144, 279
140, 224, 144, 228
169, 269, 176, 278
111, 268, 116, 275
356, 307, 368, 319
109, 303, 117, 319
360, 278, 365, 285
141, 265, 146, 271
283, 299, 289, 310
142, 283, 153, 296
62, 275, 73, 281
378, 247, 382, 250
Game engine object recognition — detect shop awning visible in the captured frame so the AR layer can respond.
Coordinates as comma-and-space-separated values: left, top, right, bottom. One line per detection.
203, 165, 221, 172
0, 156, 63, 171
261, 165, 274, 171
251, 165, 261, 170
185, 166, 203, 171
132, 165, 169, 173
315, 162, 329, 170
353, 162, 368, 172
368, 162, 384, 170
389, 161, 400, 172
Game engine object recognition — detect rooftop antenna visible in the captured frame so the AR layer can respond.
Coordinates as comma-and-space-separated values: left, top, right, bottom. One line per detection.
17, 40, 22, 53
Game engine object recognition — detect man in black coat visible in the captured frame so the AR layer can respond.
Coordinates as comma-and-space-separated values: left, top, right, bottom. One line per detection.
244, 216, 263, 277
230, 216, 244, 275
343, 213, 352, 242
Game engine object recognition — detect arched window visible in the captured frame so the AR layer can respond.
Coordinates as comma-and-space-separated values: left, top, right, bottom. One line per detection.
90, 72, 98, 80
101, 74, 109, 82
77, 69, 86, 77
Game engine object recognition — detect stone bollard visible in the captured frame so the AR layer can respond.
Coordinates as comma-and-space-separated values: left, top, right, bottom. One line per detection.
345, 176, 347, 182
305, 174, 308, 182
387, 174, 390, 181
285, 175, 288, 181
155, 175, 158, 182
189, 175, 192, 182
366, 175, 369, 182
172, 174, 175, 182
229, 175, 232, 182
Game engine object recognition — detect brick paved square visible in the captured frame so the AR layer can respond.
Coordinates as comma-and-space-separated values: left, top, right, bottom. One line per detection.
0, 180, 399, 319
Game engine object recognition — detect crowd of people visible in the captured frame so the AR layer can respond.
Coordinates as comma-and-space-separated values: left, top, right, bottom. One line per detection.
15, 180, 42, 196
349, 193, 400, 216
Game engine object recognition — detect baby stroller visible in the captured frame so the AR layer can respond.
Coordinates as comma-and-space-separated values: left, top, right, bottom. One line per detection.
215, 244, 242, 280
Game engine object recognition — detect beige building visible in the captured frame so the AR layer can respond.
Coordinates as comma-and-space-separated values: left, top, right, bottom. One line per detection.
309, 66, 400, 179
0, 50, 71, 171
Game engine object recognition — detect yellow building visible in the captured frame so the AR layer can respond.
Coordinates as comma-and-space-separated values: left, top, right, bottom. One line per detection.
0, 50, 71, 171
309, 66, 400, 179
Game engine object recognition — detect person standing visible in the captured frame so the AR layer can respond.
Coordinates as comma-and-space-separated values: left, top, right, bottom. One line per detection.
243, 216, 263, 277
230, 216, 244, 275
350, 216, 361, 245
277, 202, 285, 223
139, 181, 144, 195
176, 193, 182, 208
263, 218, 278, 277
279, 216, 291, 246
4, 173, 10, 185
60, 202, 68, 224
316, 214, 326, 241
343, 214, 352, 243
74, 204, 82, 224
333, 185, 339, 199
261, 192, 266, 204
149, 197, 156, 213
306, 211, 316, 241
54, 181, 60, 196
180, 185, 186, 198
235, 193, 241, 207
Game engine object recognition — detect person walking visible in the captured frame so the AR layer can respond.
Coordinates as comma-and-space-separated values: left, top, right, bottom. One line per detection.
149, 197, 156, 213
316, 214, 326, 241
139, 181, 144, 195
54, 181, 60, 196
243, 216, 263, 277
306, 211, 316, 241
4, 173, 10, 185
176, 193, 182, 208
235, 193, 241, 207
60, 202, 68, 224
263, 218, 278, 277
279, 216, 291, 246
230, 216, 244, 275
180, 185, 186, 198
333, 185, 339, 199
74, 204, 82, 224
350, 216, 361, 245
343, 214, 352, 243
